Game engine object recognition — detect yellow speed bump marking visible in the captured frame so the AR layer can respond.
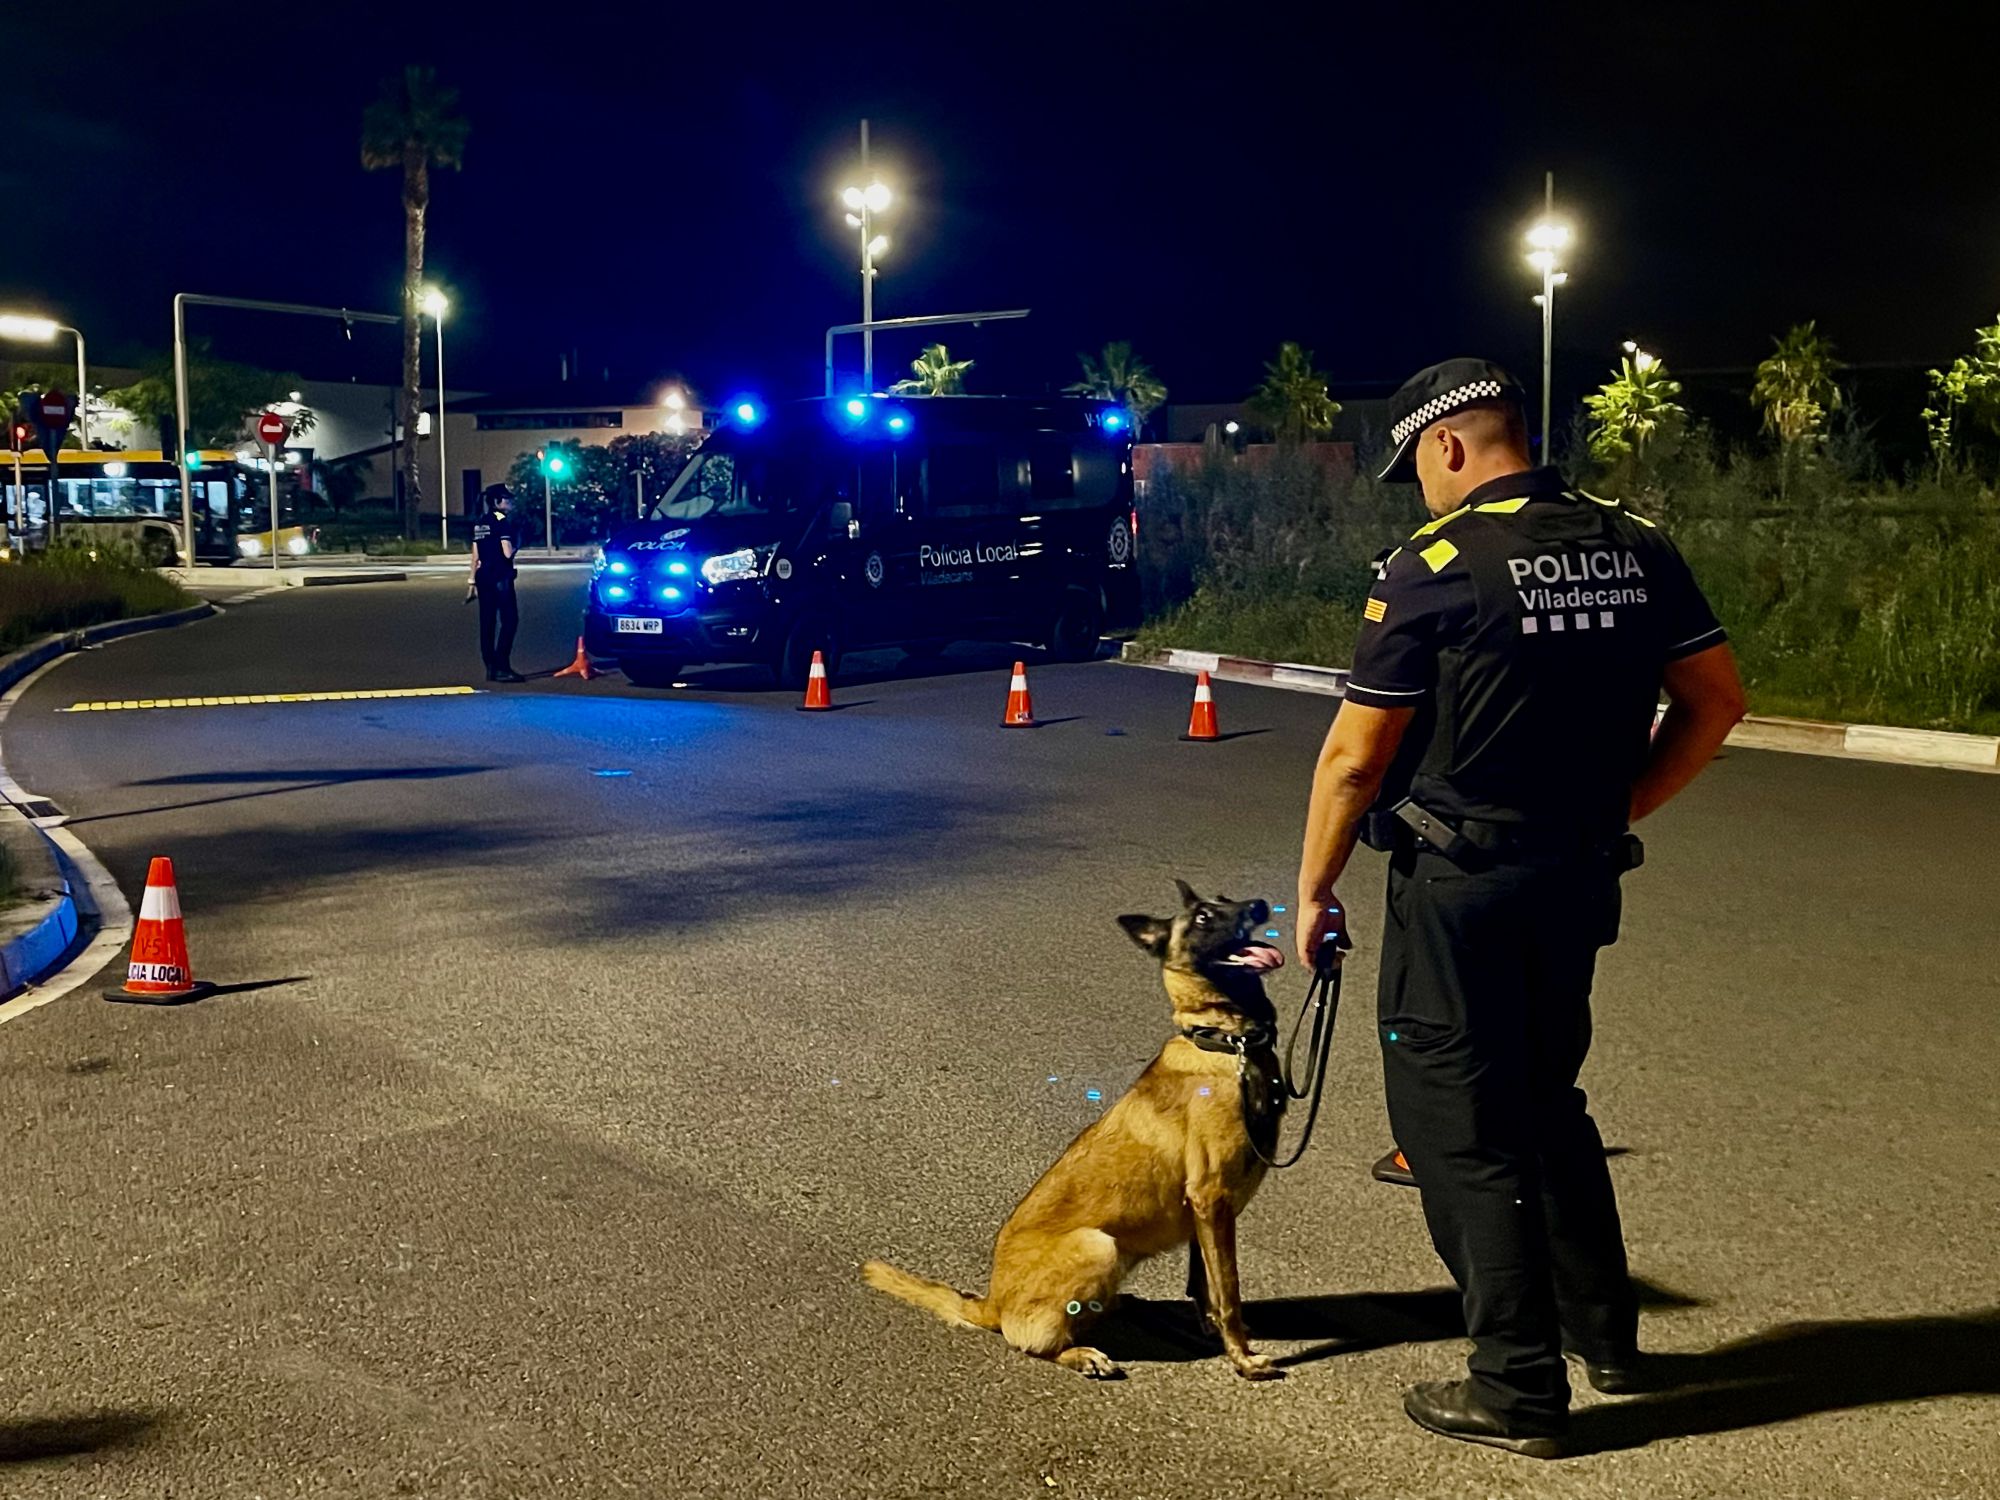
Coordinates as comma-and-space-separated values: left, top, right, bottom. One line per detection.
58, 686, 479, 713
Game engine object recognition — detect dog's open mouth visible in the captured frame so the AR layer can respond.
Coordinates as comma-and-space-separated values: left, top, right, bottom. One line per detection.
1221, 940, 1285, 972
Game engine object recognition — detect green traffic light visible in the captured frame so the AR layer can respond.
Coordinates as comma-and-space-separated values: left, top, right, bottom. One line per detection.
548, 456, 567, 475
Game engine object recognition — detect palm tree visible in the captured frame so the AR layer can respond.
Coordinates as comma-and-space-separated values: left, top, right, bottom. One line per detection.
1583, 354, 1686, 473
1065, 341, 1168, 433
1752, 321, 1842, 497
362, 66, 469, 537
1245, 342, 1339, 443
890, 343, 974, 395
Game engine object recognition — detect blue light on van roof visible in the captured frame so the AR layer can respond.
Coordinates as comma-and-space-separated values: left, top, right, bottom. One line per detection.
844, 398, 867, 419
730, 398, 765, 427
1101, 408, 1129, 432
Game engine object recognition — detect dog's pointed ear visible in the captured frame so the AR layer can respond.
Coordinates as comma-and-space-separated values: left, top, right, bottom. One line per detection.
1174, 878, 1200, 909
1118, 913, 1172, 958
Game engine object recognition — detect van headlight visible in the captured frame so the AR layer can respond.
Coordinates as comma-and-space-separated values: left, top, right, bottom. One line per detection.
700, 547, 763, 585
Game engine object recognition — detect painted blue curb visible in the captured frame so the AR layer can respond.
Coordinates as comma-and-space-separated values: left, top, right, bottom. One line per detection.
0, 885, 81, 999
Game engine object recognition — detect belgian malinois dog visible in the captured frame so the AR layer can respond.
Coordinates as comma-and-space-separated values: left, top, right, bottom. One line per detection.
862, 881, 1289, 1379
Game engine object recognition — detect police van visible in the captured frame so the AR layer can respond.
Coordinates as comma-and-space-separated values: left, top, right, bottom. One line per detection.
582, 396, 1139, 687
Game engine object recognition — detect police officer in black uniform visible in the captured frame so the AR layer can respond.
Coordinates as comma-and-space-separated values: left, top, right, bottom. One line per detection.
1295, 359, 1747, 1457
468, 483, 524, 682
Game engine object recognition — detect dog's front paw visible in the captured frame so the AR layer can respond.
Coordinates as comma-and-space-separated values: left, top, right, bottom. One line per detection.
1230, 1351, 1285, 1382
1057, 1346, 1123, 1379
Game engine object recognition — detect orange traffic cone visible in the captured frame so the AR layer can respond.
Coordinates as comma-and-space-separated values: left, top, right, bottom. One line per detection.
1001, 660, 1037, 727
1181, 669, 1221, 741
553, 636, 599, 680
105, 857, 216, 1005
797, 650, 833, 710
1371, 1148, 1417, 1188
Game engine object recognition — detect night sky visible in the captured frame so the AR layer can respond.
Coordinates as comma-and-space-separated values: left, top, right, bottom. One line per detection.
7, 1, 1997, 421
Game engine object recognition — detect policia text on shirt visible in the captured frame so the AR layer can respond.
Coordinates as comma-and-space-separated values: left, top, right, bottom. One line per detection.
1295, 359, 1747, 1460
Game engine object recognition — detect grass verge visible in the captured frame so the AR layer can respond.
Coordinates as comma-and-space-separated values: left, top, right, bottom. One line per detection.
0, 543, 196, 657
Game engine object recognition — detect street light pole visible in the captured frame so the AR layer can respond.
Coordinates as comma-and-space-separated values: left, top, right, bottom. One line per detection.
60, 325, 87, 447
861, 120, 873, 392
840, 128, 892, 393
424, 290, 450, 550
1525, 172, 1571, 460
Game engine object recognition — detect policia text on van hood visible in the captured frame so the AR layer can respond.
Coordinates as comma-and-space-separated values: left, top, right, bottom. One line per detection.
1294, 358, 1748, 1459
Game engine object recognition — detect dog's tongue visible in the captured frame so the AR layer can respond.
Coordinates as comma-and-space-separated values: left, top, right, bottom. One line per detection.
1226, 941, 1285, 972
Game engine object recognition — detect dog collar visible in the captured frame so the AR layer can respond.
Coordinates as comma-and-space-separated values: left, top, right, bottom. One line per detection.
1178, 1023, 1277, 1055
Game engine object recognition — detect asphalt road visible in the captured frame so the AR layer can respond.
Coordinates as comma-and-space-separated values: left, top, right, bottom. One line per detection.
2, 571, 1995, 1499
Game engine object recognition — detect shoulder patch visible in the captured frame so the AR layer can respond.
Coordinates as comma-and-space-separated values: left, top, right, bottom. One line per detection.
1410, 505, 1470, 539
1363, 597, 1387, 623
1418, 538, 1460, 573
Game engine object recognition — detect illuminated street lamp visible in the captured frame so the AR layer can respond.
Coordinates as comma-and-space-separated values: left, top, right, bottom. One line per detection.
839, 121, 894, 391
0, 312, 90, 445
422, 288, 451, 548
1523, 172, 1571, 456
661, 386, 688, 436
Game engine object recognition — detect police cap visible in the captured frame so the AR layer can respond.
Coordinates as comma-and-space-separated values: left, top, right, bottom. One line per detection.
1376, 357, 1527, 483
483, 482, 513, 506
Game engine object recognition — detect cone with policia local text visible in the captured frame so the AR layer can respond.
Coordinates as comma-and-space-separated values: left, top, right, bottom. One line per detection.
1181, 670, 1221, 741
105, 857, 216, 1005
1001, 660, 1037, 727
553, 636, 599, 680
798, 650, 833, 710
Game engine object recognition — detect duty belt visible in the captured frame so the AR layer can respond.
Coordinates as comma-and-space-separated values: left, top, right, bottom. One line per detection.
1390, 797, 1642, 871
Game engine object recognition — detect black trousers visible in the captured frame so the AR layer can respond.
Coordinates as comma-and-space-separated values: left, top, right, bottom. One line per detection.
1378, 843, 1637, 1427
476, 576, 519, 672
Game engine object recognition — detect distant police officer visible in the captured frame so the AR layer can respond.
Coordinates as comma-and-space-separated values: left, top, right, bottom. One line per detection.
1295, 359, 1747, 1457
469, 483, 524, 683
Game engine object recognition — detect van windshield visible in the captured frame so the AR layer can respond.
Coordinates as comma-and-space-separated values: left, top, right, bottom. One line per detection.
650, 445, 812, 522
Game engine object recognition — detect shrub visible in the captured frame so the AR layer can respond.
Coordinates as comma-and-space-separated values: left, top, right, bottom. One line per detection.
0, 542, 194, 655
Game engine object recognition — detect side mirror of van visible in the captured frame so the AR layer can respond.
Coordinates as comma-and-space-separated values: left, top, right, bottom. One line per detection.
827, 501, 854, 537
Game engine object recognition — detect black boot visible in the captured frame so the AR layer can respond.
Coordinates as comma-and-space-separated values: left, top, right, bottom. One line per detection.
1402, 1380, 1568, 1459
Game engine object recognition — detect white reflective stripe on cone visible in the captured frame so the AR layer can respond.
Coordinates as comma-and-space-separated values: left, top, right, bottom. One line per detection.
1010, 674, 1027, 690
137, 882, 183, 923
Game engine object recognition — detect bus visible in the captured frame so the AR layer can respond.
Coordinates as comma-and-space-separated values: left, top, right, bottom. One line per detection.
581, 395, 1141, 687
1, 449, 264, 564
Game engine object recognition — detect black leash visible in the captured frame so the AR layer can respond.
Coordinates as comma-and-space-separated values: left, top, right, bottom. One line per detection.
1243, 952, 1344, 1170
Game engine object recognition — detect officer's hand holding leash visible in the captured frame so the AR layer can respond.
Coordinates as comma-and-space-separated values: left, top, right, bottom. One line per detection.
1295, 895, 1352, 971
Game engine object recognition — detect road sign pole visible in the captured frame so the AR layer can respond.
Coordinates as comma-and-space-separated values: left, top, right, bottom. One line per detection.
8, 452, 20, 551
544, 470, 554, 554
268, 445, 280, 574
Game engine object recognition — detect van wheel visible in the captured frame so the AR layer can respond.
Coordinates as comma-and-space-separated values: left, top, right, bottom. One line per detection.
621, 658, 683, 688
1045, 589, 1104, 663
777, 611, 841, 690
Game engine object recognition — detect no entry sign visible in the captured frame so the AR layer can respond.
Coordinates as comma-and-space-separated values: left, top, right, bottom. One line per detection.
257, 411, 289, 447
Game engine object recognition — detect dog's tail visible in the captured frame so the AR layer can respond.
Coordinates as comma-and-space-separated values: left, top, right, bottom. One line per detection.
861, 1260, 1000, 1331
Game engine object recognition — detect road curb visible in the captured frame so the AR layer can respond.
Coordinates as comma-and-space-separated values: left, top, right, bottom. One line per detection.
0, 805, 80, 1001
0, 601, 216, 701
288, 568, 407, 587
1118, 642, 2000, 773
